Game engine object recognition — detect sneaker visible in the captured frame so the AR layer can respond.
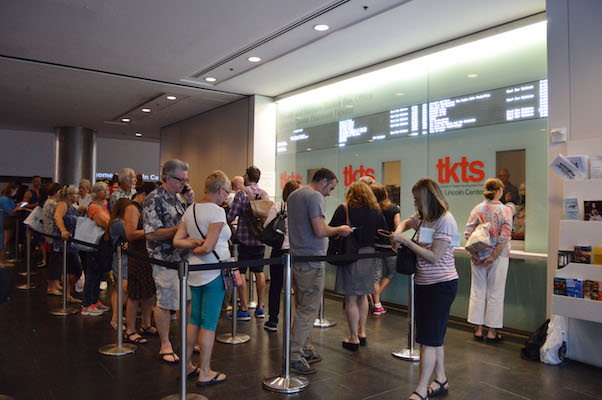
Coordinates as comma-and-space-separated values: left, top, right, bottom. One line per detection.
81, 305, 103, 316
228, 310, 251, 321
254, 308, 265, 318
95, 301, 110, 312
263, 321, 278, 332
290, 358, 316, 375
304, 353, 322, 364
373, 306, 387, 315
99, 281, 108, 290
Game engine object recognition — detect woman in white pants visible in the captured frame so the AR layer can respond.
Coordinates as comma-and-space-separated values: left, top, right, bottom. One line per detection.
464, 178, 513, 343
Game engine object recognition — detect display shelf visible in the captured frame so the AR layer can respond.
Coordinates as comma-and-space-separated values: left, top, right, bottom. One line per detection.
563, 179, 602, 203
555, 263, 602, 280
551, 295, 602, 324
558, 220, 602, 249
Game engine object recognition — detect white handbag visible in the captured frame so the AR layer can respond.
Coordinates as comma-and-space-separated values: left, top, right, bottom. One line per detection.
23, 206, 44, 233
73, 216, 105, 252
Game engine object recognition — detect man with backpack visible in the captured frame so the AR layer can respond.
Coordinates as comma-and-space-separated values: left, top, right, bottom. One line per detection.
227, 166, 272, 320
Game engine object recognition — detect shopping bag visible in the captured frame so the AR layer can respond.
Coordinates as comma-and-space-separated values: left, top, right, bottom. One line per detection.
72, 216, 105, 252
540, 315, 568, 365
465, 216, 491, 253
23, 206, 44, 233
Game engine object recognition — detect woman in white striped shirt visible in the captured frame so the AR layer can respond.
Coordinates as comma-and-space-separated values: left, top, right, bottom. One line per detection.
392, 178, 458, 400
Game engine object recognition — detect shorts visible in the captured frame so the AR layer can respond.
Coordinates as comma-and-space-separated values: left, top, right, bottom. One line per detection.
238, 243, 265, 274
112, 253, 128, 281
189, 275, 225, 331
152, 265, 191, 311
414, 279, 458, 347
374, 255, 396, 283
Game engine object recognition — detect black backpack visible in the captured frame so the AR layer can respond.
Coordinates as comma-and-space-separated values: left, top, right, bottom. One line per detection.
97, 229, 116, 273
521, 319, 550, 361
259, 203, 287, 249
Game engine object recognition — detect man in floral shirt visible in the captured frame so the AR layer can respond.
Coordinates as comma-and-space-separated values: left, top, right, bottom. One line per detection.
143, 159, 194, 364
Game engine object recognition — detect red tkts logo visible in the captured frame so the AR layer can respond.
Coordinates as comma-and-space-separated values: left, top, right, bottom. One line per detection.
343, 164, 375, 186
436, 157, 485, 183
280, 171, 302, 189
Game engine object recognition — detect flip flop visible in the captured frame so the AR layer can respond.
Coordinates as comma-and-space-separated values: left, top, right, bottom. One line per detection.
139, 325, 159, 336
124, 332, 148, 344
196, 372, 226, 387
486, 333, 504, 343
160, 352, 180, 364
187, 366, 200, 379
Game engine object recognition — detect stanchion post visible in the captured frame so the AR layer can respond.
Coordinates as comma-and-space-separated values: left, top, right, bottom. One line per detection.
49, 239, 79, 315
392, 274, 420, 361
247, 268, 257, 309
99, 245, 136, 356
263, 253, 308, 393
313, 293, 335, 328
161, 260, 206, 400
16, 227, 37, 289
217, 244, 250, 345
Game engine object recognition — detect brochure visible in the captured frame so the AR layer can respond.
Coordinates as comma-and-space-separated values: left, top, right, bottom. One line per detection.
574, 246, 592, 264
590, 156, 602, 179
593, 247, 602, 265
550, 154, 586, 180
566, 155, 589, 178
554, 277, 567, 296
584, 200, 602, 221
563, 197, 580, 220
584, 280, 600, 301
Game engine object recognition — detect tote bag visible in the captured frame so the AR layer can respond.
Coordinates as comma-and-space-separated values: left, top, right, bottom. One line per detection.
72, 216, 105, 252
327, 204, 360, 266
465, 215, 491, 254
23, 206, 44, 233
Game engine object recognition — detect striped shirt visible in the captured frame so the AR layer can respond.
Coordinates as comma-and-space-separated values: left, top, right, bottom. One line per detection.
409, 212, 458, 285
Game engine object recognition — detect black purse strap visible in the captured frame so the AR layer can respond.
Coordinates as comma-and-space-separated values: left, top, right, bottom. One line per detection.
411, 219, 422, 242
343, 203, 352, 227
192, 204, 221, 263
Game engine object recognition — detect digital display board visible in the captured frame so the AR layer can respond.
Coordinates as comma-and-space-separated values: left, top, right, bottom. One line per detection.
277, 79, 548, 153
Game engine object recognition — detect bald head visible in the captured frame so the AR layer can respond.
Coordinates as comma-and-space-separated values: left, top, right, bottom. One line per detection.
497, 168, 510, 184
232, 176, 244, 191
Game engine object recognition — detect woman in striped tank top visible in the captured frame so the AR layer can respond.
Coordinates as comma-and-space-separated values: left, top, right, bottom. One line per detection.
391, 178, 458, 400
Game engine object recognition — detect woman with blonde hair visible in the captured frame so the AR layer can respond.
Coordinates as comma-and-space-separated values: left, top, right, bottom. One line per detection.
329, 181, 387, 351
464, 177, 513, 343
391, 178, 458, 400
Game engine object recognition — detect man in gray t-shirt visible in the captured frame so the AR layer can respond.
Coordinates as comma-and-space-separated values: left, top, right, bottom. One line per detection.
286, 168, 352, 374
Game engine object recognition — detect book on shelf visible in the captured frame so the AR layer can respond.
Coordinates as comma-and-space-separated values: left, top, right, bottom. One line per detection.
564, 198, 580, 220
593, 247, 602, 265
584, 200, 602, 221
590, 156, 602, 179
566, 155, 589, 179
558, 250, 575, 269
554, 277, 567, 296
574, 246, 592, 264
584, 280, 600, 301
566, 278, 584, 298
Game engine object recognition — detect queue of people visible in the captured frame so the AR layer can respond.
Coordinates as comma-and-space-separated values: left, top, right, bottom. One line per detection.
0, 161, 515, 397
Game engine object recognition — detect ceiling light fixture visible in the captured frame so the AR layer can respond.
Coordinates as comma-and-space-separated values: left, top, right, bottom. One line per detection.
306, 148, 312, 151
121, 118, 131, 122
313, 24, 329, 31
346, 105, 353, 108
467, 73, 479, 78
135, 132, 142, 137
166, 95, 177, 100
141, 108, 151, 113
395, 92, 405, 96
205, 77, 217, 82
248, 56, 261, 63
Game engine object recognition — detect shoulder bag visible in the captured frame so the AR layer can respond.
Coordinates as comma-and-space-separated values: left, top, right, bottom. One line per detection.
327, 203, 360, 266
465, 213, 491, 254
396, 220, 422, 275
259, 202, 286, 249
193, 205, 242, 290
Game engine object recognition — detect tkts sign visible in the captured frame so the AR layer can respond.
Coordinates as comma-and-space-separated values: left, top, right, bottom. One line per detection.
343, 164, 375, 186
280, 171, 303, 189
436, 156, 485, 183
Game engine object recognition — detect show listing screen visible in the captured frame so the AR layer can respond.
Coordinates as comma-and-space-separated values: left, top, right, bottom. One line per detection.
277, 79, 548, 153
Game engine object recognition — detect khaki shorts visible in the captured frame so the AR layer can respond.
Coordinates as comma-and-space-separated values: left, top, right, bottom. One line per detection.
152, 265, 191, 310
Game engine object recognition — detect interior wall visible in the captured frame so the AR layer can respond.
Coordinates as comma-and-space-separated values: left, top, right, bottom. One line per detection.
160, 98, 251, 195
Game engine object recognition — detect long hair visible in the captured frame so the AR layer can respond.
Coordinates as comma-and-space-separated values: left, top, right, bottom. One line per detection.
105, 198, 131, 239
371, 183, 392, 212
412, 178, 448, 222
346, 182, 379, 209
0, 182, 17, 197
282, 180, 301, 202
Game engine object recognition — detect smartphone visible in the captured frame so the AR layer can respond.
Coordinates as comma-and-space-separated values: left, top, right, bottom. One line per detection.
19, 202, 28, 208
181, 186, 189, 195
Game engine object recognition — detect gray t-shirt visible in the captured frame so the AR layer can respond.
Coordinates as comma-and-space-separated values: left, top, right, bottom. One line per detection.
287, 186, 327, 268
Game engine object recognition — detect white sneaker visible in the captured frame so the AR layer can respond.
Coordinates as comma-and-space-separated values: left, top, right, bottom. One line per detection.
99, 281, 108, 290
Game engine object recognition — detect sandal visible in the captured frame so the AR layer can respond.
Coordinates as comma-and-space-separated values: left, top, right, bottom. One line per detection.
187, 366, 200, 379
473, 333, 484, 342
427, 379, 448, 397
359, 336, 367, 346
160, 352, 180, 364
486, 333, 504, 343
408, 391, 427, 400
139, 325, 158, 336
124, 332, 148, 344
196, 372, 226, 387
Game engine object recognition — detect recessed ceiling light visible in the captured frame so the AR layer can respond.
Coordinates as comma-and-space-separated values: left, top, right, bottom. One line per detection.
121, 118, 131, 122
346, 105, 353, 108
467, 73, 479, 78
205, 77, 217, 82
248, 56, 261, 63
306, 148, 312, 151
313, 24, 329, 31
141, 108, 151, 113
135, 132, 142, 137
166, 95, 177, 100
395, 92, 405, 96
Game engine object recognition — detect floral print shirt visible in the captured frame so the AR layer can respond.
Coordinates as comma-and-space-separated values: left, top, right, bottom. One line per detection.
464, 200, 513, 265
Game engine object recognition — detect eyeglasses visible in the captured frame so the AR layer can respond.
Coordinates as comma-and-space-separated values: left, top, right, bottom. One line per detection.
170, 176, 189, 184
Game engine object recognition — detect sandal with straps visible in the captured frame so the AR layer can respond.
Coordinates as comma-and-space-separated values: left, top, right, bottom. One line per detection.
408, 391, 428, 400
124, 332, 148, 344
427, 379, 448, 397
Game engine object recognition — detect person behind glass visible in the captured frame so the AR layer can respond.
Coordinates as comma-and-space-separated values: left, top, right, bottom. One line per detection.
390, 178, 458, 400
496, 168, 519, 204
173, 170, 231, 386
76, 179, 92, 213
143, 159, 194, 364
0, 182, 23, 266
52, 185, 84, 304
80, 181, 111, 316
124, 182, 157, 344
263, 179, 301, 332
330, 181, 387, 351
464, 178, 513, 343
371, 183, 400, 315
110, 168, 137, 209
42, 183, 62, 295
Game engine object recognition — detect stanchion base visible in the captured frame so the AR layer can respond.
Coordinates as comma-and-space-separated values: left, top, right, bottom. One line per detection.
216, 333, 250, 344
161, 394, 208, 400
392, 348, 420, 361
314, 318, 336, 328
247, 301, 257, 309
17, 271, 38, 276
49, 307, 79, 316
263, 375, 309, 393
99, 343, 136, 356
16, 283, 37, 290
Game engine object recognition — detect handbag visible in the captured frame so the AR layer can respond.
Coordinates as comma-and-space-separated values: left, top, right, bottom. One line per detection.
72, 216, 105, 252
465, 214, 491, 254
259, 202, 286, 249
23, 206, 44, 233
192, 205, 242, 290
396, 220, 422, 275
327, 203, 360, 266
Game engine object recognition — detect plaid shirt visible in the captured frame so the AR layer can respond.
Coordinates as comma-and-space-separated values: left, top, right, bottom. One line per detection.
227, 183, 269, 246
